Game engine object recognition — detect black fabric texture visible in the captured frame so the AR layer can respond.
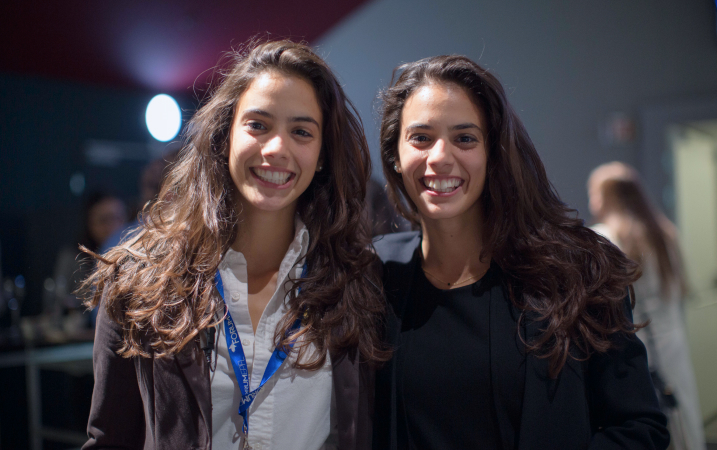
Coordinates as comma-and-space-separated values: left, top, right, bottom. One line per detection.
372, 231, 669, 450
393, 261, 511, 449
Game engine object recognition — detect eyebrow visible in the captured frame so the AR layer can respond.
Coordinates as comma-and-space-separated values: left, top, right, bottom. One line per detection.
451, 123, 481, 132
404, 123, 433, 133
404, 122, 483, 133
291, 116, 321, 129
243, 109, 321, 129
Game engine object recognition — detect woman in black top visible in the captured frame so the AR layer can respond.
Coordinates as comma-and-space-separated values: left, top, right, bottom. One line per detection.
372, 55, 669, 449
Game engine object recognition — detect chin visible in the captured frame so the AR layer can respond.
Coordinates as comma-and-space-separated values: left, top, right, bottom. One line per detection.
417, 198, 482, 223
254, 201, 296, 212
239, 193, 298, 214
418, 206, 461, 221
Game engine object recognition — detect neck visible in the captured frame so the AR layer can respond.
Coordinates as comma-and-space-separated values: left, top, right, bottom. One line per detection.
601, 212, 623, 229
420, 209, 489, 283
231, 202, 297, 276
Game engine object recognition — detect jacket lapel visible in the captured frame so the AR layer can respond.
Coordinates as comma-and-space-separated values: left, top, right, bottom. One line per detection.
489, 281, 527, 450
380, 232, 421, 323
175, 340, 212, 446
174, 289, 220, 447
371, 232, 421, 450
516, 315, 590, 449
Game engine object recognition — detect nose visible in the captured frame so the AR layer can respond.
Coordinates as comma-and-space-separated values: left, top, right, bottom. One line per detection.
261, 133, 289, 160
426, 139, 453, 170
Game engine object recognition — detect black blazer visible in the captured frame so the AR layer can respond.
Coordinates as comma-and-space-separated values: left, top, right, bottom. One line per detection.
373, 231, 669, 450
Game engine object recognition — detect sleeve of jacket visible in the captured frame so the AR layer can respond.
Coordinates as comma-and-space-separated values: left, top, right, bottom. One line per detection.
586, 296, 670, 450
82, 301, 146, 449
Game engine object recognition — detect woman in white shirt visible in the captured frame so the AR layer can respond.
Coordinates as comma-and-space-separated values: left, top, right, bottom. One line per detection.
589, 161, 705, 450
81, 40, 388, 450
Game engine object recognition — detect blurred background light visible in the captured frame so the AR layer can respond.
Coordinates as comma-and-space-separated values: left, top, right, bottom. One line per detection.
145, 94, 181, 142
13, 275, 25, 289
69, 172, 86, 196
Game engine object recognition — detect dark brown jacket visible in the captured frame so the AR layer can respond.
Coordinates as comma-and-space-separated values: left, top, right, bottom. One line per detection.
83, 301, 374, 450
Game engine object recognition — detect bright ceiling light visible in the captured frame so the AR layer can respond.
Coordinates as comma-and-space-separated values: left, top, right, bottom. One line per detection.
145, 94, 181, 142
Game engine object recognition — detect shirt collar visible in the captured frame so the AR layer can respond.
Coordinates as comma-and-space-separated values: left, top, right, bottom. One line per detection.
222, 215, 309, 269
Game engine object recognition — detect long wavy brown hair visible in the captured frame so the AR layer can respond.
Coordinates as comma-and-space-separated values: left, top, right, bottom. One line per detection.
379, 55, 640, 376
589, 161, 688, 298
82, 40, 390, 369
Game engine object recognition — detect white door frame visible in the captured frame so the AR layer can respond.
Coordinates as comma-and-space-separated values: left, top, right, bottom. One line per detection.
639, 97, 717, 219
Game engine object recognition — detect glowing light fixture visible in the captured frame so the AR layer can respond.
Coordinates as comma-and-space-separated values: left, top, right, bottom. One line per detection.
145, 94, 181, 142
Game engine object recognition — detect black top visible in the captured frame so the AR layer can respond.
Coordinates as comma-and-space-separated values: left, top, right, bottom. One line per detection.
392, 258, 520, 449
373, 231, 668, 450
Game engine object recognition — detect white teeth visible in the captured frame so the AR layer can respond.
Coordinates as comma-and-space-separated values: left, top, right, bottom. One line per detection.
255, 168, 291, 184
424, 178, 461, 193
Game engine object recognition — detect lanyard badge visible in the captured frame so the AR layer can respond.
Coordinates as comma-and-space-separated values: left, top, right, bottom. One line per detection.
214, 265, 305, 442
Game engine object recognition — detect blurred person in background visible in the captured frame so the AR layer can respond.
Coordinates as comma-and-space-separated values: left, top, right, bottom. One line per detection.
80, 40, 388, 450
100, 147, 181, 252
589, 161, 705, 450
49, 192, 127, 339
92, 150, 180, 329
373, 55, 668, 449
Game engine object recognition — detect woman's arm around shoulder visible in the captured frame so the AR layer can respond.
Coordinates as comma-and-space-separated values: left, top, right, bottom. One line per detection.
586, 295, 670, 450
82, 296, 146, 449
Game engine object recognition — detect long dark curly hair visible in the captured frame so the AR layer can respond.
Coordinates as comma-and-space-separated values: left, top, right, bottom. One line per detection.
379, 55, 640, 376
82, 40, 389, 370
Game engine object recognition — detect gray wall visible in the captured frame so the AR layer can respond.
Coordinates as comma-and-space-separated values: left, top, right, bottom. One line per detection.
315, 0, 717, 219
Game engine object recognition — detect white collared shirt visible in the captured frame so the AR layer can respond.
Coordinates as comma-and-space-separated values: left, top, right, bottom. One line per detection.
211, 219, 337, 450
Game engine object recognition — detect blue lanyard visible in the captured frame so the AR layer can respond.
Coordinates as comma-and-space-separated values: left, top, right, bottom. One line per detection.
215, 265, 305, 438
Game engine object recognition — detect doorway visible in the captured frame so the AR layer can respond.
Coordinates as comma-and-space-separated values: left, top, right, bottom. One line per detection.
669, 120, 717, 442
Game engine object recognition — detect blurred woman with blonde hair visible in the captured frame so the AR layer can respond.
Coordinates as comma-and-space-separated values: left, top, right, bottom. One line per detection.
589, 161, 705, 450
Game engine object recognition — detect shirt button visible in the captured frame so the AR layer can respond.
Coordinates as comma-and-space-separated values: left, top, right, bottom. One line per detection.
231, 292, 240, 301
242, 339, 251, 346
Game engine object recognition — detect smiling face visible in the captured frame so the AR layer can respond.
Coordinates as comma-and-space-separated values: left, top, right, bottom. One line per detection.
228, 71, 323, 216
396, 82, 488, 223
